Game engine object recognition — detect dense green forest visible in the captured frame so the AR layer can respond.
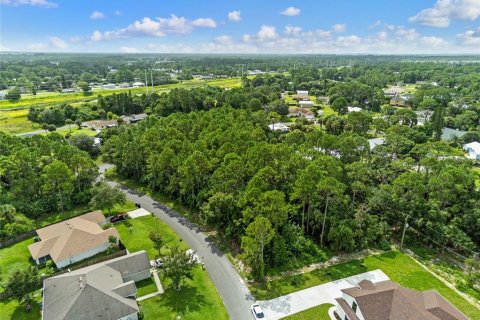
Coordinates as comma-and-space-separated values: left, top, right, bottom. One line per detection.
1, 55, 479, 281
102, 106, 479, 279
0, 133, 97, 239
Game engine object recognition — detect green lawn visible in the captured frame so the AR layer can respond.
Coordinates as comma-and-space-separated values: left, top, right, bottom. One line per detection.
139, 268, 229, 320
116, 215, 189, 258
0, 238, 42, 292
136, 275, 159, 297
281, 303, 334, 320
251, 251, 479, 320
116, 215, 228, 319
0, 290, 42, 320
41, 127, 98, 137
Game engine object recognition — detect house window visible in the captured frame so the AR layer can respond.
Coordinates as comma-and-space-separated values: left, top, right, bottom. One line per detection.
352, 301, 358, 313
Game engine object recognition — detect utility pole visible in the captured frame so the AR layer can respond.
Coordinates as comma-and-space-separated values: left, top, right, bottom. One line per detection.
400, 215, 409, 251
144, 70, 149, 94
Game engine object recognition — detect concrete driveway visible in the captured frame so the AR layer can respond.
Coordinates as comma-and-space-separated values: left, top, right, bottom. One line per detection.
258, 269, 389, 320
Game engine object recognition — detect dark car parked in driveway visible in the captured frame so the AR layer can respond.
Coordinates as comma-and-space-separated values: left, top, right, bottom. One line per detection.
110, 214, 126, 223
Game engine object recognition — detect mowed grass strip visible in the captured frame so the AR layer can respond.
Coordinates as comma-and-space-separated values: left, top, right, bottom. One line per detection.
139, 268, 229, 320
116, 215, 229, 319
251, 251, 479, 320
281, 303, 334, 320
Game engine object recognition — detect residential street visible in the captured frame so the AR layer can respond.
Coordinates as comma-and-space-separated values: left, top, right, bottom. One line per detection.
258, 270, 389, 320
99, 164, 254, 320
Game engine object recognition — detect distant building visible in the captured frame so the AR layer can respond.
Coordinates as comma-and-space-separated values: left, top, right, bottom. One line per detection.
299, 100, 314, 108
268, 123, 290, 132
102, 83, 116, 89
120, 113, 148, 124
368, 138, 385, 150
441, 127, 467, 141
42, 251, 151, 320
0, 92, 6, 100
464, 141, 480, 160
288, 107, 316, 121
296, 90, 309, 98
85, 119, 118, 130
61, 88, 75, 93
317, 96, 330, 104
384, 86, 404, 97
28, 211, 119, 268
347, 106, 363, 113
132, 81, 144, 87
336, 279, 468, 320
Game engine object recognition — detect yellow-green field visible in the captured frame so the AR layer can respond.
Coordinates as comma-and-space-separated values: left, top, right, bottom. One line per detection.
0, 76, 246, 135
0, 109, 40, 134
0, 77, 245, 110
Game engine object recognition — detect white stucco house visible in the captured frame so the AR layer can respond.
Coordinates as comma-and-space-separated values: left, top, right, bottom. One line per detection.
28, 211, 119, 268
464, 141, 480, 160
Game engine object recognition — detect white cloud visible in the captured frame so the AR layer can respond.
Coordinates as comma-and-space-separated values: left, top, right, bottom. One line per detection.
69, 36, 81, 42
285, 25, 302, 36
280, 7, 300, 16
336, 35, 361, 47
114, 10, 122, 16
91, 30, 103, 41
49, 36, 68, 49
409, 0, 480, 27
228, 10, 241, 22
120, 46, 139, 53
90, 11, 105, 20
0, 44, 11, 51
377, 31, 388, 41
332, 23, 347, 33
28, 43, 48, 50
256, 25, 278, 41
421, 36, 448, 46
191, 18, 217, 28
395, 27, 419, 41
0, 0, 57, 8
457, 28, 480, 46
90, 15, 219, 41
214, 35, 232, 44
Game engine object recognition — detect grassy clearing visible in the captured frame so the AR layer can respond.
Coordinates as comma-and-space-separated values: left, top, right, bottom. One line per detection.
0, 289, 42, 320
251, 251, 479, 319
0, 77, 244, 110
41, 127, 98, 137
116, 215, 228, 319
0, 238, 46, 294
116, 215, 189, 258
0, 109, 39, 134
281, 303, 334, 320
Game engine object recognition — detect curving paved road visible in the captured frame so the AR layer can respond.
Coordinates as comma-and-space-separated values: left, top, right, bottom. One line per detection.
99, 164, 254, 320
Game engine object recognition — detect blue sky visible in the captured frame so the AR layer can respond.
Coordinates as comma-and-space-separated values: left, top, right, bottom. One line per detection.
1, 0, 479, 53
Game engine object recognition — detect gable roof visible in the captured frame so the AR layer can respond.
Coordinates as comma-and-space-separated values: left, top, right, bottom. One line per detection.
464, 141, 480, 153
28, 211, 119, 263
441, 127, 467, 141
341, 280, 468, 320
43, 251, 150, 320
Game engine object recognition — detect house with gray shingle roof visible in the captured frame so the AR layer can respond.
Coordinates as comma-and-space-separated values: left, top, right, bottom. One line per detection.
335, 279, 468, 320
42, 250, 151, 320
